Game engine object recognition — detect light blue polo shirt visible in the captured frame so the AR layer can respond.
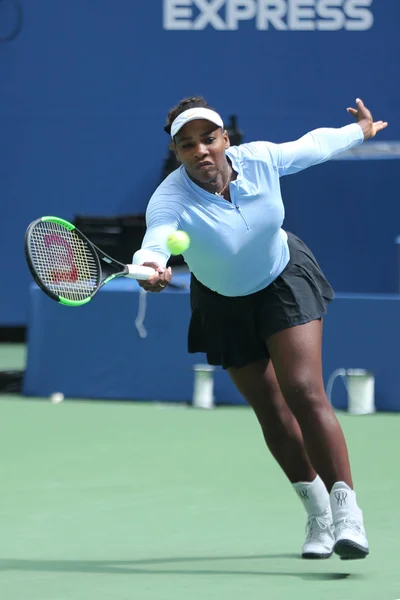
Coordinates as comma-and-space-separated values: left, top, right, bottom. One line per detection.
133, 123, 363, 296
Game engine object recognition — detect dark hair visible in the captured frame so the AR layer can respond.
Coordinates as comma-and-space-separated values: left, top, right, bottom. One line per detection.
164, 96, 216, 135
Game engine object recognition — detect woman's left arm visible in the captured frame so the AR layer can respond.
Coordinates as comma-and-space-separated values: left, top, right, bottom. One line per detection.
273, 99, 388, 176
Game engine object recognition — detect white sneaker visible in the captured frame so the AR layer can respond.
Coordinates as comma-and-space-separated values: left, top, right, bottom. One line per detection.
330, 482, 369, 560
334, 513, 369, 560
302, 508, 335, 559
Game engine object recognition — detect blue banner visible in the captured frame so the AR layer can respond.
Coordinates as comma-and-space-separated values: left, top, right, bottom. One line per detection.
1, 0, 398, 324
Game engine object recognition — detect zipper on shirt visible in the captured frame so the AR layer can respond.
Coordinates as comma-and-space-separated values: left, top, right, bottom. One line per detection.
234, 202, 250, 231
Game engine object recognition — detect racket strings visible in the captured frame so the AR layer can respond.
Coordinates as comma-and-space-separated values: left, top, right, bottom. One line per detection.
29, 222, 99, 300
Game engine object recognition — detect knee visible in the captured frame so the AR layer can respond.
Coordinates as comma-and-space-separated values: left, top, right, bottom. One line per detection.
248, 390, 295, 434
257, 401, 293, 433
281, 377, 328, 418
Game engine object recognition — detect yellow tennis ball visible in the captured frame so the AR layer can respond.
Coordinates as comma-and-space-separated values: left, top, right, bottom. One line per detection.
167, 231, 190, 255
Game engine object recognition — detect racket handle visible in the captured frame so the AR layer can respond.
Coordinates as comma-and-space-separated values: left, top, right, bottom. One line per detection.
125, 264, 156, 280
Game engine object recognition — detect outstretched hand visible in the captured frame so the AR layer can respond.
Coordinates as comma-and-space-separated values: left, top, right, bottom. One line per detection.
347, 98, 388, 141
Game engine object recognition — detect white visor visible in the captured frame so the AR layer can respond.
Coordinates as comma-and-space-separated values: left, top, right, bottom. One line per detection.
170, 108, 224, 138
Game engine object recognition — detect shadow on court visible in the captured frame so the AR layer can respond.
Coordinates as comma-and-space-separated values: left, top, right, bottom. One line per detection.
0, 554, 357, 580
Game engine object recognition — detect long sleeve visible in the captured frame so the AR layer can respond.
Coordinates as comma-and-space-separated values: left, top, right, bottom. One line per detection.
269, 123, 364, 176
132, 192, 181, 267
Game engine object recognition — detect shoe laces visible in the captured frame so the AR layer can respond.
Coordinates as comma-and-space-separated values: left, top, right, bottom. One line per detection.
335, 516, 364, 535
305, 512, 333, 541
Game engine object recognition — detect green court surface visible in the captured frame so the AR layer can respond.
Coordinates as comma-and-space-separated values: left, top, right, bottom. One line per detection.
0, 394, 399, 600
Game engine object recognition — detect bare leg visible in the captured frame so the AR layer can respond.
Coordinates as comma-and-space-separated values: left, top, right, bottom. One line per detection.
228, 358, 316, 483
266, 320, 353, 491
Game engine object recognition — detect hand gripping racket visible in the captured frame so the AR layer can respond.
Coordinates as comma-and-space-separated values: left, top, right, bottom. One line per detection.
24, 216, 155, 307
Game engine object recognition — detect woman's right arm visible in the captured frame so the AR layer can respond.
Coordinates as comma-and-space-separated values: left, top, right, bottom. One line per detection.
132, 193, 181, 292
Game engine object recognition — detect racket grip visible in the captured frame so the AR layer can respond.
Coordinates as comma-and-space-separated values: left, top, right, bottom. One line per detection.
125, 264, 156, 280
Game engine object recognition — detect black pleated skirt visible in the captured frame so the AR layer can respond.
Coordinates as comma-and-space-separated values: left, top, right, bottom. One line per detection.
188, 232, 334, 369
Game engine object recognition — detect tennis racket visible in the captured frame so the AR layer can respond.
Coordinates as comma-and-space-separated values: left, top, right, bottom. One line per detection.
24, 216, 156, 307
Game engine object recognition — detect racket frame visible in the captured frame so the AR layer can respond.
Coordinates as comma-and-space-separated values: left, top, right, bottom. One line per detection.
25, 216, 134, 307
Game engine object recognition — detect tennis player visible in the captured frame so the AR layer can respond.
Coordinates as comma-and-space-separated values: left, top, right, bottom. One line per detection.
133, 96, 387, 560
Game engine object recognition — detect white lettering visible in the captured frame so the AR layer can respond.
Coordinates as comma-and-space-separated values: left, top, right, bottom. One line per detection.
162, 0, 375, 32
226, 0, 257, 30
344, 0, 374, 31
316, 0, 344, 30
257, 0, 287, 30
193, 0, 227, 30
163, 0, 193, 29
288, 0, 316, 30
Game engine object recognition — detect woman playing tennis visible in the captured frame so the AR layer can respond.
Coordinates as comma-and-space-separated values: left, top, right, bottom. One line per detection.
133, 96, 387, 560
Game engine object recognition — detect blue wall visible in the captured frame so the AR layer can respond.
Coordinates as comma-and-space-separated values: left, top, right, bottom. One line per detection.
1, 0, 399, 324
